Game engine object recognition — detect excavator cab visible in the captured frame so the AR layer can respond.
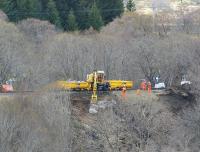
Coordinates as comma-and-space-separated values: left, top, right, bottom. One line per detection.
87, 71, 105, 83
96, 71, 105, 83
96, 71, 110, 91
87, 71, 110, 91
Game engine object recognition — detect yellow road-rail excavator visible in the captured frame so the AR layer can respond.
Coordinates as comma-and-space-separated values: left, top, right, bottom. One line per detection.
46, 70, 133, 113
47, 71, 133, 91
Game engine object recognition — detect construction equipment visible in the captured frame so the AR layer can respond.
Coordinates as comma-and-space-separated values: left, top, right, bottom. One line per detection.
45, 70, 133, 113
0, 81, 14, 93
46, 71, 133, 92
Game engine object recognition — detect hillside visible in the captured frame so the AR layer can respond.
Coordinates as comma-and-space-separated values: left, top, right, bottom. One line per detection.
0, 2, 200, 152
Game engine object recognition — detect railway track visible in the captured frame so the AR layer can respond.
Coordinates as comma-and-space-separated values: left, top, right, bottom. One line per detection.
0, 89, 171, 102
0, 88, 168, 95
0, 90, 113, 100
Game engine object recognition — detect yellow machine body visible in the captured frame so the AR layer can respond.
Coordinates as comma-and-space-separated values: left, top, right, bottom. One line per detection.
44, 81, 90, 91
108, 80, 133, 90
44, 71, 133, 91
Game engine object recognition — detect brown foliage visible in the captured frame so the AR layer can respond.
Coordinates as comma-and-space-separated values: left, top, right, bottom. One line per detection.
0, 92, 71, 152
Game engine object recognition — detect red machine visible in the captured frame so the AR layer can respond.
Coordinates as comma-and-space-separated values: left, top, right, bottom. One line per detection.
0, 83, 14, 93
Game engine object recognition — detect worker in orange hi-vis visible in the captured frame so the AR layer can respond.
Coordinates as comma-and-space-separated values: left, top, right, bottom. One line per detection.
148, 81, 152, 94
121, 85, 127, 101
140, 81, 147, 91
140, 81, 144, 90
144, 81, 147, 91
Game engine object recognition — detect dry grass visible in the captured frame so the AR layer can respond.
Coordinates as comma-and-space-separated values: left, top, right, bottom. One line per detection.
114, 90, 159, 103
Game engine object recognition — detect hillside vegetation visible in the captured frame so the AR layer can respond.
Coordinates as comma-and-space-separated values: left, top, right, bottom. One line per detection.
0, 8, 200, 152
1, 9, 199, 88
